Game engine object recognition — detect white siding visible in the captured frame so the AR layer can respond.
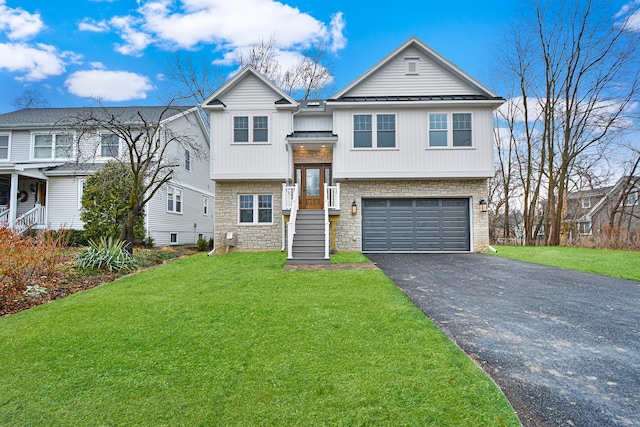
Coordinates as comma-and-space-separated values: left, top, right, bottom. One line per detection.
10, 131, 30, 161
346, 47, 481, 97
46, 176, 85, 230
223, 74, 284, 109
332, 108, 494, 179
293, 115, 333, 131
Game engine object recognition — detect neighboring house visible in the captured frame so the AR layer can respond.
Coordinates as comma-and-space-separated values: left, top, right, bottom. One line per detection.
0, 106, 214, 246
565, 176, 640, 238
203, 37, 504, 263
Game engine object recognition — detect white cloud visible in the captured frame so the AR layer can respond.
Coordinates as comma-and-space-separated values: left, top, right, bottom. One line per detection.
78, 17, 110, 32
0, 42, 66, 81
65, 69, 154, 101
615, 1, 640, 31
85, 0, 346, 60
0, 0, 44, 40
328, 12, 346, 53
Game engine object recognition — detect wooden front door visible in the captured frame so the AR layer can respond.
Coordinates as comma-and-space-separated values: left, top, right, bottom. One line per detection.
295, 164, 331, 209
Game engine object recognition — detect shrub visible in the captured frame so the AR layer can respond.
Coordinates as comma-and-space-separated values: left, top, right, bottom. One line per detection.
75, 237, 137, 272
197, 237, 208, 251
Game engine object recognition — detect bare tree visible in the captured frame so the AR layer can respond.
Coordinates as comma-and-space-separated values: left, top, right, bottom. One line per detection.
236, 36, 334, 99
12, 89, 50, 109
163, 52, 224, 105
69, 104, 205, 253
497, 0, 639, 245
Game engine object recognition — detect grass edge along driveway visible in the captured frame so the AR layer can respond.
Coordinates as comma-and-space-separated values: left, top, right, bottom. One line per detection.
0, 251, 519, 426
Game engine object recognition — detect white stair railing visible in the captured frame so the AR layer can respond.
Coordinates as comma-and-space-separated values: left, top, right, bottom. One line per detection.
285, 184, 299, 259
282, 184, 298, 211
323, 184, 330, 259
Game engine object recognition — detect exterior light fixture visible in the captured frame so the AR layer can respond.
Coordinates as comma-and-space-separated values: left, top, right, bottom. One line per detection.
351, 200, 357, 215
479, 199, 488, 213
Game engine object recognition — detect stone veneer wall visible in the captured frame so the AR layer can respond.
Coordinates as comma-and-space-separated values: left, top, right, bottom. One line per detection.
292, 148, 333, 164
335, 179, 489, 252
214, 181, 284, 251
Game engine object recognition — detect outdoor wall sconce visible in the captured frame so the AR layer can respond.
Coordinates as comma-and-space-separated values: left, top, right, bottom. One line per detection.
351, 200, 357, 215
479, 199, 488, 213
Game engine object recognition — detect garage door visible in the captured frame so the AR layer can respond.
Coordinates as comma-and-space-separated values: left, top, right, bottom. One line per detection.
362, 198, 470, 252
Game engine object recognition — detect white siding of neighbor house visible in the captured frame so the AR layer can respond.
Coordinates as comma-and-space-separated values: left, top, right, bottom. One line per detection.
146, 111, 215, 246
331, 108, 495, 179
210, 75, 292, 180
345, 46, 482, 97
46, 176, 85, 230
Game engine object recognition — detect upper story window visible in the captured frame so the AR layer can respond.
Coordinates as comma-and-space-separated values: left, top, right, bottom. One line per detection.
625, 190, 638, 206
239, 194, 272, 224
33, 133, 73, 159
353, 114, 396, 148
100, 134, 119, 158
167, 185, 183, 214
581, 197, 591, 209
203, 197, 209, 216
428, 113, 473, 148
185, 149, 191, 171
0, 134, 8, 160
233, 116, 269, 143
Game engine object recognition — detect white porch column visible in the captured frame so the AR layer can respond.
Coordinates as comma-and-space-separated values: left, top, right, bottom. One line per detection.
9, 173, 18, 225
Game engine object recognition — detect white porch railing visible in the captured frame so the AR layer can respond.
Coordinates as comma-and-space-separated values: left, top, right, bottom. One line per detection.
11, 203, 44, 235
323, 184, 330, 259
0, 207, 9, 228
325, 183, 340, 210
283, 184, 299, 260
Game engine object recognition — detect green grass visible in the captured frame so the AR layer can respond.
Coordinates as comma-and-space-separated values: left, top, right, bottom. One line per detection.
489, 245, 640, 281
0, 252, 519, 426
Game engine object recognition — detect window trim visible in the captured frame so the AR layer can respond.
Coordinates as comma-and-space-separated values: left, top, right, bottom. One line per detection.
405, 57, 419, 75
169, 232, 179, 245
578, 221, 592, 235
31, 132, 75, 160
624, 190, 638, 206
352, 113, 397, 149
233, 115, 270, 144
0, 133, 10, 160
427, 112, 474, 149
581, 197, 591, 209
184, 148, 191, 171
238, 194, 273, 225
167, 185, 184, 214
203, 196, 209, 216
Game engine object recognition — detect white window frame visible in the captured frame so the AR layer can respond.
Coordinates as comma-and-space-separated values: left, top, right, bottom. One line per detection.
427, 112, 474, 148
77, 178, 86, 210
238, 194, 273, 225
100, 133, 120, 158
0, 133, 9, 160
352, 113, 397, 149
625, 190, 638, 206
169, 232, 179, 245
233, 115, 269, 144
203, 196, 209, 216
167, 185, 183, 214
581, 197, 591, 209
578, 221, 592, 235
32, 132, 75, 160
184, 148, 191, 171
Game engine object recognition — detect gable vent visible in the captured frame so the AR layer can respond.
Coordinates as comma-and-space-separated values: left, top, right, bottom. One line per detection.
405, 57, 419, 75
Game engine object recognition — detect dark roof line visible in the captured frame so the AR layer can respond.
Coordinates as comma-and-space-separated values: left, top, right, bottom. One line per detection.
328, 95, 504, 102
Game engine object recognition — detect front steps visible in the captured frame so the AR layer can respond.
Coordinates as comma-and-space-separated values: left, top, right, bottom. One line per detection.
287, 209, 330, 265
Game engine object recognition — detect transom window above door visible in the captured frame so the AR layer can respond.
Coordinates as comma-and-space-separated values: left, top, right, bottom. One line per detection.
233, 115, 269, 143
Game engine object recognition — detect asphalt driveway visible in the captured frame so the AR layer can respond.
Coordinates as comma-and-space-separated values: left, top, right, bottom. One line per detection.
366, 253, 640, 427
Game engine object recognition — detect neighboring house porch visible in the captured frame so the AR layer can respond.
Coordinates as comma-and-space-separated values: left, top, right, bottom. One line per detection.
0, 169, 48, 234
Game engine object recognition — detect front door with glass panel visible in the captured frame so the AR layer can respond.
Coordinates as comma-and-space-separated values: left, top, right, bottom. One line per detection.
295, 164, 331, 209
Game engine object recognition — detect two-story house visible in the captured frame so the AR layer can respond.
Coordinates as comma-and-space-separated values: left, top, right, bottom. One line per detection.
203, 37, 504, 262
0, 106, 214, 246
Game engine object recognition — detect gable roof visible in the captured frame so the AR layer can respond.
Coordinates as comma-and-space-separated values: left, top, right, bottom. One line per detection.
0, 106, 193, 130
201, 66, 297, 109
330, 36, 502, 102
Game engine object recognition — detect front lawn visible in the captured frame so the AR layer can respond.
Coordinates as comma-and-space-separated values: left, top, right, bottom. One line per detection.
489, 245, 640, 281
0, 252, 518, 426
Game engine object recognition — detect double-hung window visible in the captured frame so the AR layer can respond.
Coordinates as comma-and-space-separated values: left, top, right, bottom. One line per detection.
184, 149, 191, 171
33, 133, 73, 159
239, 194, 272, 224
581, 197, 591, 209
167, 185, 183, 213
0, 134, 8, 160
428, 113, 472, 147
625, 190, 638, 206
353, 114, 396, 148
100, 134, 119, 158
234, 116, 269, 143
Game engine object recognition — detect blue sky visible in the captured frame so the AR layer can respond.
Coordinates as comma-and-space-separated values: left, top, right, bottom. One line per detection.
0, 0, 635, 113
